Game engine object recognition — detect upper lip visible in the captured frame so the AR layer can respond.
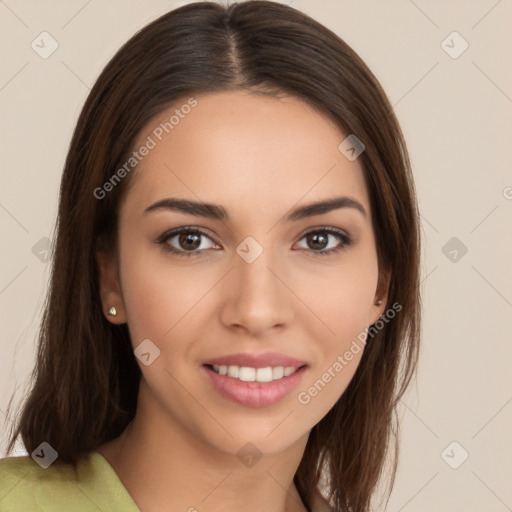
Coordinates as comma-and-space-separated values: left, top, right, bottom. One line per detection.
202, 351, 308, 369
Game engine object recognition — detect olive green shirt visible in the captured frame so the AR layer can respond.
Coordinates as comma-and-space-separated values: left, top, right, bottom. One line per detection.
0, 452, 332, 511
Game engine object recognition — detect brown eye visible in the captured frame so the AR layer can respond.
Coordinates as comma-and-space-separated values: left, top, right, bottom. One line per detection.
295, 227, 352, 256
157, 227, 217, 257
305, 232, 329, 250
177, 232, 202, 251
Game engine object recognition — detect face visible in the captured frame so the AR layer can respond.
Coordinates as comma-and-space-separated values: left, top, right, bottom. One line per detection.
97, 90, 389, 457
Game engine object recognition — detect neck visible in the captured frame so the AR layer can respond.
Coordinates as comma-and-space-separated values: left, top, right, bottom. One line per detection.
97, 379, 311, 512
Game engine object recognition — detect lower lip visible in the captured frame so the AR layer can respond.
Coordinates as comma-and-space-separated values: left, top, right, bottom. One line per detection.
201, 365, 308, 408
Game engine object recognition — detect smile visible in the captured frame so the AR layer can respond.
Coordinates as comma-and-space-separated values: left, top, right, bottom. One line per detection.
209, 364, 301, 382
202, 364, 308, 408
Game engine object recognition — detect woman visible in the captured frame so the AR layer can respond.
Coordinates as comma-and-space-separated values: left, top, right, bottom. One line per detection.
0, 1, 421, 511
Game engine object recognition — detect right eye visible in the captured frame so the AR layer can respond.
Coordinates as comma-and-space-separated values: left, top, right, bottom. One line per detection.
157, 227, 219, 258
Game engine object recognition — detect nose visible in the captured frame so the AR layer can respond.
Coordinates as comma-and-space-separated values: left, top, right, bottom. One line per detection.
219, 245, 294, 337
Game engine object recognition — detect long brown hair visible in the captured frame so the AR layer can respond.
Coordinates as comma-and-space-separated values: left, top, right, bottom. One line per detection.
5, 2, 421, 510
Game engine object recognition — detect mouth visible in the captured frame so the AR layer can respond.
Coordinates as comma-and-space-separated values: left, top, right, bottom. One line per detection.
204, 363, 306, 381
201, 363, 308, 408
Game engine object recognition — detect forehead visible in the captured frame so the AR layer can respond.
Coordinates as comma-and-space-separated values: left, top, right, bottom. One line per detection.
122, 90, 370, 218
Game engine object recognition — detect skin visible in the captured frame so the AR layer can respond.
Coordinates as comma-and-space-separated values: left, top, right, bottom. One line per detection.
96, 90, 390, 512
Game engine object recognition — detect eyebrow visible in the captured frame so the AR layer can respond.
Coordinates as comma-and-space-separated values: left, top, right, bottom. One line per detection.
143, 196, 367, 221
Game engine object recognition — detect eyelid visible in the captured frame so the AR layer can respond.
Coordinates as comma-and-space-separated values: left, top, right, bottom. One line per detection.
296, 224, 350, 241
156, 226, 219, 253
156, 224, 353, 257
156, 225, 215, 244
293, 225, 353, 255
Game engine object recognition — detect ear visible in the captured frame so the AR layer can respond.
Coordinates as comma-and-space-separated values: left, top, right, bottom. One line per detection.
369, 266, 392, 326
96, 247, 127, 324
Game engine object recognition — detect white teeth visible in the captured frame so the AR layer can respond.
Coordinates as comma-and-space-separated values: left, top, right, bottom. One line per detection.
283, 366, 297, 377
239, 367, 256, 382
227, 365, 239, 378
272, 366, 284, 379
256, 367, 273, 382
210, 364, 300, 382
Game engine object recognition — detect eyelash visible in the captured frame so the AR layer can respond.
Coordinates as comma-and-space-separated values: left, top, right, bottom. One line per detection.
156, 225, 353, 258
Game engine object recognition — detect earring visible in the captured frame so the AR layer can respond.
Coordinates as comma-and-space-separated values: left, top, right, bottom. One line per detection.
375, 300, 383, 306
107, 306, 117, 317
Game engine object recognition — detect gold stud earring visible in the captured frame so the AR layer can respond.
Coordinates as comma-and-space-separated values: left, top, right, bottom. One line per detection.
375, 300, 383, 306
107, 306, 117, 317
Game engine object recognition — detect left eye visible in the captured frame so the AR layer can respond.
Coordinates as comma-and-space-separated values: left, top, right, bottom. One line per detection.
295, 228, 351, 255
157, 226, 351, 258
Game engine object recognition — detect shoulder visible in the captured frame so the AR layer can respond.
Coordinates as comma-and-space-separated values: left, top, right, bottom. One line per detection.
0, 454, 77, 481
0, 455, 76, 511
0, 452, 139, 511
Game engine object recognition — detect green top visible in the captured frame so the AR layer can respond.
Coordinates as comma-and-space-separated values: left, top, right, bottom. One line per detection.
0, 452, 332, 511
0, 452, 138, 512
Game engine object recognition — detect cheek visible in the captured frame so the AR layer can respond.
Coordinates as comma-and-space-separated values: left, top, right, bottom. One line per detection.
120, 265, 168, 343
118, 238, 219, 349
292, 252, 378, 405
295, 252, 379, 342
118, 234, 176, 343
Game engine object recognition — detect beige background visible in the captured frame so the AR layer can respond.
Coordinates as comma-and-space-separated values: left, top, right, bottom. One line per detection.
1, 1, 511, 511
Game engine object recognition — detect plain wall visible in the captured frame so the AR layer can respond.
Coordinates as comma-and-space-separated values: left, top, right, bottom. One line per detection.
1, 1, 511, 511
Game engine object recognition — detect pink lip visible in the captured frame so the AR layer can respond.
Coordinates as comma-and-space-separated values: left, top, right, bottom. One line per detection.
201, 365, 308, 408
202, 351, 308, 368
